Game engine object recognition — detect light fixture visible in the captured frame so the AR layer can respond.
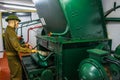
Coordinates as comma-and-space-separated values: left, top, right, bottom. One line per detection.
32, 0, 39, 3
32, 0, 46, 4
3, 4, 36, 11
0, 9, 6, 12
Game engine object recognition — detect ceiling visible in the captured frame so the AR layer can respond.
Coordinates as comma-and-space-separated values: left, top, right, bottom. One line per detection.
0, 0, 36, 12
0, 0, 34, 6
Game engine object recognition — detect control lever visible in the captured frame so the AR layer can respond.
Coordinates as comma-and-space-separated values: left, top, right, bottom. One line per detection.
37, 51, 54, 61
31, 51, 54, 67
32, 43, 40, 49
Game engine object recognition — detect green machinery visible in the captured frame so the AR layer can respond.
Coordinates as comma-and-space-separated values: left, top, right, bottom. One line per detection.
78, 48, 120, 80
21, 0, 120, 80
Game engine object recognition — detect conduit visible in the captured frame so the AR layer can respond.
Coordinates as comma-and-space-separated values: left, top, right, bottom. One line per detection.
26, 26, 42, 43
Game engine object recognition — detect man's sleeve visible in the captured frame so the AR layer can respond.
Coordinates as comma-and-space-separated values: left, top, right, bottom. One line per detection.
9, 30, 32, 53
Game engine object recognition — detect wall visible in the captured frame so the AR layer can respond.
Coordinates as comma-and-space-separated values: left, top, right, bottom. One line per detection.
17, 13, 42, 48
102, 0, 120, 50
0, 12, 3, 51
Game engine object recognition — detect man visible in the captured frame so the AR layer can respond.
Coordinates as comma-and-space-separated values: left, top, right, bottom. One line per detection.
4, 15, 37, 80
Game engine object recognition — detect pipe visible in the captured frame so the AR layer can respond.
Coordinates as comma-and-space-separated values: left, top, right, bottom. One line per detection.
104, 57, 120, 67
105, 5, 120, 17
18, 22, 40, 29
18, 19, 40, 34
105, 18, 120, 22
19, 19, 40, 24
50, 25, 69, 36
17, 19, 40, 38
26, 26, 42, 43
20, 24, 24, 37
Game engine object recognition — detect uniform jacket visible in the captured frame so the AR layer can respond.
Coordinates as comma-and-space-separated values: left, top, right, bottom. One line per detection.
4, 26, 32, 56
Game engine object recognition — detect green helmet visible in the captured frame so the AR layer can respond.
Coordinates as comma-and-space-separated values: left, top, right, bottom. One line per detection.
6, 15, 21, 22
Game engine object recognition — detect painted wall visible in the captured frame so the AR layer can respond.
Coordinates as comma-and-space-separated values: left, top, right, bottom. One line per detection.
17, 13, 42, 48
102, 0, 120, 50
0, 12, 3, 51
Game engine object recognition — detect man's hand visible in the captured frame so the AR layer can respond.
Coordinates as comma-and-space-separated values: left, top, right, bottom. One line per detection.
31, 49, 37, 53
25, 43, 33, 49
25, 43, 29, 47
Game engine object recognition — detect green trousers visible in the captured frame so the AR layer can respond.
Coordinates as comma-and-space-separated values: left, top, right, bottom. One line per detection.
7, 55, 22, 80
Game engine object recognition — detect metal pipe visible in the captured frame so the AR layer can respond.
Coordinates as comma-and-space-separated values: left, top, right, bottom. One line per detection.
18, 22, 40, 29
19, 19, 40, 24
104, 57, 120, 67
51, 25, 69, 36
17, 19, 40, 37
18, 19, 40, 34
26, 26, 42, 43
105, 18, 120, 22
20, 24, 23, 37
105, 5, 120, 17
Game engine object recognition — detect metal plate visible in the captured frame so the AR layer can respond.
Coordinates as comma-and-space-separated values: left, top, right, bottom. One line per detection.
33, 0, 67, 33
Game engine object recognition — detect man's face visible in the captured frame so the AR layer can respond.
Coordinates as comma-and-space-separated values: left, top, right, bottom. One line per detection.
14, 20, 19, 28
8, 20, 19, 28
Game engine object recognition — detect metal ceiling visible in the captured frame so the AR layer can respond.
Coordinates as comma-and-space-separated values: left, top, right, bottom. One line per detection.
0, 0, 34, 6
0, 0, 36, 12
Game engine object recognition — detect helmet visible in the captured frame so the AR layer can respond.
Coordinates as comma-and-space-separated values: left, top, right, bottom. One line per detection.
6, 15, 21, 22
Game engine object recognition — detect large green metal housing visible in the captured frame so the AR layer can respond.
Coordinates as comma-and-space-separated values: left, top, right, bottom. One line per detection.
34, 0, 107, 39
32, 0, 112, 80
59, 0, 107, 39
